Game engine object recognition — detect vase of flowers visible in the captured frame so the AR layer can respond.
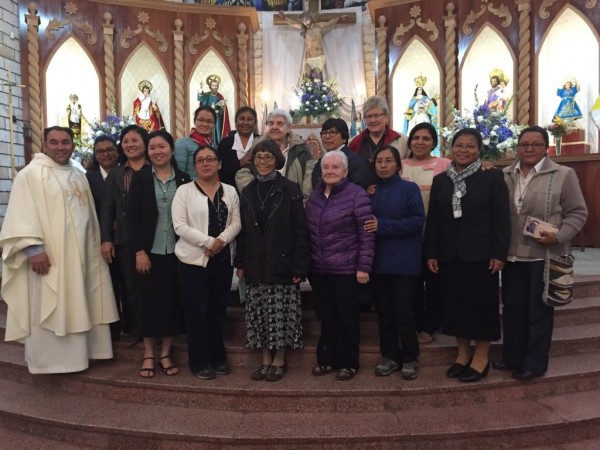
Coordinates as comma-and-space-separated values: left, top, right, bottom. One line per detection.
441, 89, 524, 160
294, 77, 342, 119
547, 116, 573, 156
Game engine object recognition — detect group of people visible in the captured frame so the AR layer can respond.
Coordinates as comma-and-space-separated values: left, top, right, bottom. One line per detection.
0, 94, 587, 387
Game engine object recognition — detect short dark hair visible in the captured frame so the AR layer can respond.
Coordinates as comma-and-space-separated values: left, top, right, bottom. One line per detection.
251, 139, 286, 171
194, 105, 217, 123
44, 126, 73, 142
148, 129, 179, 169
518, 125, 549, 148
117, 125, 149, 164
235, 106, 257, 122
321, 118, 349, 142
451, 128, 483, 150
408, 122, 438, 152
373, 145, 402, 171
93, 134, 117, 150
193, 145, 219, 163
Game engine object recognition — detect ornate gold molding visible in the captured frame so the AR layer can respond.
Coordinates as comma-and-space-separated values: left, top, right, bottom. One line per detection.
463, 0, 512, 35
45, 1, 98, 44
120, 10, 168, 52
538, 0, 559, 19
392, 4, 438, 45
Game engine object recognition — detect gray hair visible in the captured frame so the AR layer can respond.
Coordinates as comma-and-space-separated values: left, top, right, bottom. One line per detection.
267, 109, 293, 126
321, 149, 348, 169
363, 96, 390, 115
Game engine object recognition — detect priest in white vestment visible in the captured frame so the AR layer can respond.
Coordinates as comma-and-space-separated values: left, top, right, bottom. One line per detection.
0, 126, 119, 374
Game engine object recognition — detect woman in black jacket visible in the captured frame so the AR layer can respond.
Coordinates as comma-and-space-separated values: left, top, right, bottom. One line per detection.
127, 129, 190, 378
235, 140, 310, 382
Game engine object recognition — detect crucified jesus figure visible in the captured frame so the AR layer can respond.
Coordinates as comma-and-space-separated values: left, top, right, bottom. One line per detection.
278, 9, 348, 80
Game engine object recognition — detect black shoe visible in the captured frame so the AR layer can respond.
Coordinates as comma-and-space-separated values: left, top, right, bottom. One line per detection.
512, 369, 542, 381
446, 362, 469, 378
212, 361, 231, 375
459, 364, 489, 383
492, 361, 519, 371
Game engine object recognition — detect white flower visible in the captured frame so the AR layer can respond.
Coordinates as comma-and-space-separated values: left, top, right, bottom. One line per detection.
477, 116, 484, 123
483, 137, 490, 145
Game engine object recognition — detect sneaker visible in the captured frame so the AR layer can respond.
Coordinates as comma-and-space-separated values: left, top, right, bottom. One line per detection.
251, 364, 271, 381
265, 364, 287, 382
401, 361, 418, 380
196, 366, 217, 380
212, 361, 231, 375
374, 357, 400, 376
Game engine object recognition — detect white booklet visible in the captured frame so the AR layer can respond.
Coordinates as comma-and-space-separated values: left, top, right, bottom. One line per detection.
523, 216, 559, 239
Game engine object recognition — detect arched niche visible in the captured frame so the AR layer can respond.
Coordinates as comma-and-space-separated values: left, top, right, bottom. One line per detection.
188, 50, 235, 133
120, 44, 170, 132
45, 37, 100, 134
537, 6, 599, 153
461, 25, 515, 117
391, 37, 442, 136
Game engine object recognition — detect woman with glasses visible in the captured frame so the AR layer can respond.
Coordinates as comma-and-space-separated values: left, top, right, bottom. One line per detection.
495, 126, 587, 380
126, 130, 190, 378
235, 140, 309, 382
424, 128, 510, 383
175, 105, 217, 179
349, 96, 409, 187
172, 145, 241, 380
311, 118, 369, 189
217, 106, 260, 190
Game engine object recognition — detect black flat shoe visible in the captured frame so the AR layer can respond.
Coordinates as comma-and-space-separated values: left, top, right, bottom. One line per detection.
512, 369, 543, 381
446, 362, 469, 378
459, 364, 490, 383
492, 361, 519, 371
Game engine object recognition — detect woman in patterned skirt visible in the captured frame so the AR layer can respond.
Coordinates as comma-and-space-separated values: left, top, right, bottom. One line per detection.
235, 140, 310, 382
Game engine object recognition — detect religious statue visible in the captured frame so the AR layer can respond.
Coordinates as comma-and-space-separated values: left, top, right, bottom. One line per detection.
278, 8, 348, 80
197, 74, 231, 145
554, 78, 583, 121
403, 75, 438, 134
484, 69, 509, 112
66, 93, 83, 139
133, 80, 164, 132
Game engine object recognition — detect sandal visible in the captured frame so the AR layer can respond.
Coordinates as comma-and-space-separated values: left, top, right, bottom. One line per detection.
139, 357, 155, 378
265, 364, 287, 382
312, 365, 335, 376
159, 355, 179, 376
336, 368, 356, 381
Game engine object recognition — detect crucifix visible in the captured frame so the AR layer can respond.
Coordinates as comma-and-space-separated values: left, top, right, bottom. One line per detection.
0, 68, 25, 179
274, 0, 355, 80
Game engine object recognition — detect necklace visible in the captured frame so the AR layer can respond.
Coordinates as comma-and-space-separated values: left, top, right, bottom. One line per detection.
158, 179, 173, 202
257, 184, 274, 211
517, 171, 529, 203
195, 181, 222, 214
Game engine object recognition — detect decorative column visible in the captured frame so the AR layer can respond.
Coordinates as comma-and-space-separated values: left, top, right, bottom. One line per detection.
375, 15, 388, 98
516, 0, 532, 125
173, 19, 185, 139
443, 3, 457, 127
102, 12, 116, 114
26, 2, 42, 153
236, 23, 249, 107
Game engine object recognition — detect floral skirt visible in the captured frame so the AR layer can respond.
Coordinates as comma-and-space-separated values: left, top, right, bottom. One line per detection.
245, 283, 303, 350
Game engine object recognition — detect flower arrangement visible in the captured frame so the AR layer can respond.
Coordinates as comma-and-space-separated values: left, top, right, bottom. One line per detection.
293, 77, 342, 118
547, 115, 574, 139
441, 90, 525, 160
404, 107, 414, 121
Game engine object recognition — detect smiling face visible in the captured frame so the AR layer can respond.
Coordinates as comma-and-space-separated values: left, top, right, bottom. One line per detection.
320, 127, 345, 151
121, 130, 146, 163
374, 149, 399, 180
321, 154, 348, 187
517, 131, 547, 170
254, 151, 277, 177
94, 140, 118, 171
194, 109, 216, 136
409, 128, 435, 161
364, 106, 388, 137
147, 135, 173, 169
194, 148, 221, 181
235, 110, 257, 138
452, 134, 480, 171
267, 115, 291, 145
43, 129, 74, 165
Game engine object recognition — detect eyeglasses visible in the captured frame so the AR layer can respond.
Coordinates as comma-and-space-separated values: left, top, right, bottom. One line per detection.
195, 156, 219, 164
453, 145, 479, 151
517, 143, 546, 150
320, 130, 340, 137
375, 158, 396, 165
95, 149, 116, 156
196, 118, 215, 125
254, 154, 275, 163
365, 113, 387, 120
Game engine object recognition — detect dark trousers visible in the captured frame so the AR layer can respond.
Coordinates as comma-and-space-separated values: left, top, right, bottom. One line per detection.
178, 259, 232, 373
414, 266, 442, 335
115, 245, 140, 336
501, 261, 554, 374
310, 273, 360, 370
373, 274, 420, 363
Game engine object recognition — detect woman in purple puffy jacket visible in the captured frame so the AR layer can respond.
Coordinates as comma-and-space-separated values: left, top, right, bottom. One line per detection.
305, 150, 375, 381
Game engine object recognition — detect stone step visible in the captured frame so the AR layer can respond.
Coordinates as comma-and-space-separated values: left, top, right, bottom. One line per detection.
0, 374, 599, 448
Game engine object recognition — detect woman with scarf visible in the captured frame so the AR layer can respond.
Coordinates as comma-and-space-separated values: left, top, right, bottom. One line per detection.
175, 105, 217, 179
424, 128, 510, 383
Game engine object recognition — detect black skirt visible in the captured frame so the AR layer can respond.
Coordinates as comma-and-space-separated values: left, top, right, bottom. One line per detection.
439, 259, 500, 341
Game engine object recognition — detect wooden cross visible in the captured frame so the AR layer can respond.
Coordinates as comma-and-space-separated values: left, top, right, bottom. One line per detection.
0, 68, 26, 179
